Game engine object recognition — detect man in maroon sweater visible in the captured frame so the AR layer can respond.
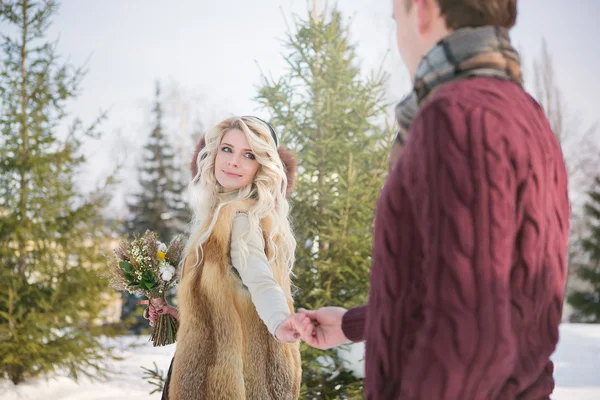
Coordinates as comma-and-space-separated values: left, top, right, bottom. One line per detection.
295, 0, 570, 399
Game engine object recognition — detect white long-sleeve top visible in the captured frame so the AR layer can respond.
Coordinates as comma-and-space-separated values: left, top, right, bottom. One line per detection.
229, 214, 290, 337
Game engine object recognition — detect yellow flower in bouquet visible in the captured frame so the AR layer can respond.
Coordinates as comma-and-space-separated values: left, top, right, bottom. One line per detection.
104, 230, 184, 346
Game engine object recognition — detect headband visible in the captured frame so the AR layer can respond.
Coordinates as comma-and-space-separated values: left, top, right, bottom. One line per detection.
241, 115, 279, 148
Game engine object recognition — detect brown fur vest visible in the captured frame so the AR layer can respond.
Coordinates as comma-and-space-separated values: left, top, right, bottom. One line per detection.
168, 200, 302, 399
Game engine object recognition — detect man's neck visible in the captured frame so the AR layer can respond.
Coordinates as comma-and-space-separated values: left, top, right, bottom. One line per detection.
410, 26, 453, 82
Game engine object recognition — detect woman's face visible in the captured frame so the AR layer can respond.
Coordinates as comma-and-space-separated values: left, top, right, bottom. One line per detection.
214, 128, 260, 191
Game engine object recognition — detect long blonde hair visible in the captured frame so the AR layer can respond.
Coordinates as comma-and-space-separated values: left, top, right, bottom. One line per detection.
184, 116, 296, 287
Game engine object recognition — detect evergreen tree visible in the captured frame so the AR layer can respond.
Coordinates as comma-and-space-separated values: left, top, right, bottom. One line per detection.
123, 82, 190, 332
256, 6, 393, 398
0, 0, 118, 384
567, 176, 600, 322
127, 81, 190, 241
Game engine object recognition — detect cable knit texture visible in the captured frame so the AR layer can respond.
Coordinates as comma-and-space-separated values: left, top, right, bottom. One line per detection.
341, 305, 367, 343
358, 77, 570, 399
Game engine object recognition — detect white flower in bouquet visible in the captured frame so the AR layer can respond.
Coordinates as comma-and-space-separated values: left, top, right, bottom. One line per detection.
160, 262, 176, 282
158, 242, 168, 253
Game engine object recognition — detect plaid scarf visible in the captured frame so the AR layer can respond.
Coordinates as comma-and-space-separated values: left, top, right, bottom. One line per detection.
394, 26, 523, 143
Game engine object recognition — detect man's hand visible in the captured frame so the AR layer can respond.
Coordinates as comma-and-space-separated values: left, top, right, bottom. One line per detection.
295, 307, 350, 350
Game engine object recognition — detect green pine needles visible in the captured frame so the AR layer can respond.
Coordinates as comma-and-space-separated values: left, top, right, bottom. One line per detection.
0, 0, 119, 384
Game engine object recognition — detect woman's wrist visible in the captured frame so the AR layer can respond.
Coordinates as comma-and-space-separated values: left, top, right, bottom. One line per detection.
273, 321, 286, 343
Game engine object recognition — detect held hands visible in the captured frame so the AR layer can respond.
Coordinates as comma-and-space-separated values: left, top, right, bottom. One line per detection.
272, 307, 351, 348
293, 307, 350, 350
139, 298, 179, 327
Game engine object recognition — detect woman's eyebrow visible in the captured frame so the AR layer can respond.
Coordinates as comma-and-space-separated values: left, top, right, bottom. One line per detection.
221, 142, 253, 152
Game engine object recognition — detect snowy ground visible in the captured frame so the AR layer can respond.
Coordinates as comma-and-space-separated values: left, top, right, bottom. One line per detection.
2, 323, 599, 399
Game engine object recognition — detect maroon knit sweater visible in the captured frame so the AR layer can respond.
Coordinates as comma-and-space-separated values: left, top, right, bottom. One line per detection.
341, 77, 570, 399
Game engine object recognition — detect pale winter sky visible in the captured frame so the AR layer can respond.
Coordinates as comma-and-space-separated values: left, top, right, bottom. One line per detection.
4, 0, 599, 216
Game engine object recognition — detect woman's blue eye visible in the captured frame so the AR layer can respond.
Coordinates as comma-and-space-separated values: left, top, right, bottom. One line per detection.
221, 147, 254, 160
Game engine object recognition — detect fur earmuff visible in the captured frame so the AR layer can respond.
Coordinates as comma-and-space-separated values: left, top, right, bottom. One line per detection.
190, 137, 205, 182
190, 137, 297, 196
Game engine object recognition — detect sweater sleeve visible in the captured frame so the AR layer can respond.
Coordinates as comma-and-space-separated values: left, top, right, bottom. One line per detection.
367, 100, 519, 399
341, 305, 367, 342
230, 214, 291, 337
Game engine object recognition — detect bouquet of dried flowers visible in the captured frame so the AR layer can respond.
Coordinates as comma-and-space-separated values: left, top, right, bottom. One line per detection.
105, 230, 184, 346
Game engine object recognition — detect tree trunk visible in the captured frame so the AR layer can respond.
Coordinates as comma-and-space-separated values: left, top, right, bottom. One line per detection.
9, 365, 25, 385
17, 0, 30, 276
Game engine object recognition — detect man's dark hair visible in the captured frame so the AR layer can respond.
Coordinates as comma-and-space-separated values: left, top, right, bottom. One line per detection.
405, 0, 517, 30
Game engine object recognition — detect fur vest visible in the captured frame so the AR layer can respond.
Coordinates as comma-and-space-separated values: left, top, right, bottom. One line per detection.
168, 199, 302, 400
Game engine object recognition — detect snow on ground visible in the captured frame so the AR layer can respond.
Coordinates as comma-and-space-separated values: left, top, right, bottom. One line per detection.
2, 323, 599, 399
551, 324, 600, 400
1, 336, 174, 400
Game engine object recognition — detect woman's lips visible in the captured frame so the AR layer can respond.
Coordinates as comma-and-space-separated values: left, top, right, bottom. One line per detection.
223, 170, 241, 178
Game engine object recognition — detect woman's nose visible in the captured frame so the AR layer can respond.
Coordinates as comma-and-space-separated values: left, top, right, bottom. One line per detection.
228, 154, 240, 167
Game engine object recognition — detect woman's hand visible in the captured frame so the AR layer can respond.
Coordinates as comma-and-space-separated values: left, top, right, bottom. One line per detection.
274, 314, 302, 343
139, 298, 180, 326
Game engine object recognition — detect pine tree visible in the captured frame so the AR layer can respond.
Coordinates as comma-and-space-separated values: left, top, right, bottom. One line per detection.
123, 82, 190, 332
256, 6, 393, 398
127, 81, 190, 241
567, 176, 600, 322
0, 0, 118, 384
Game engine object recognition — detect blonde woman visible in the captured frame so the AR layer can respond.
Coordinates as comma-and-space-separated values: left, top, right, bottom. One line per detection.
146, 116, 303, 399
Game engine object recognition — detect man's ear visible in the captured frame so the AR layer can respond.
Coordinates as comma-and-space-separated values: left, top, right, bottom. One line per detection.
415, 0, 435, 35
